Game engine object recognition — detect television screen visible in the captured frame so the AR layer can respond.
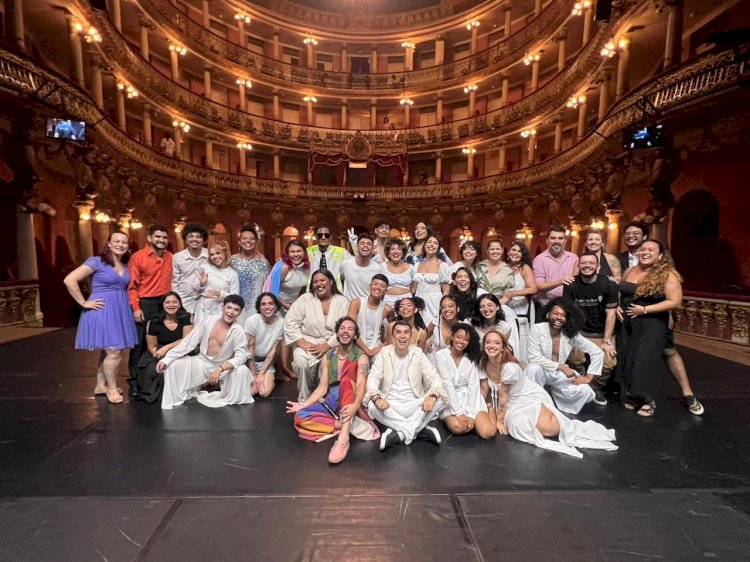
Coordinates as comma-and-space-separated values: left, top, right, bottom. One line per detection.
623, 124, 663, 150
46, 118, 86, 141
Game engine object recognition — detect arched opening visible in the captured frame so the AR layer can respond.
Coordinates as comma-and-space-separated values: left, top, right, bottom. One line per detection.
209, 223, 230, 250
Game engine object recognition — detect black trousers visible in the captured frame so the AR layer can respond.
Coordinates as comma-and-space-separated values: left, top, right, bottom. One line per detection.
127, 297, 164, 392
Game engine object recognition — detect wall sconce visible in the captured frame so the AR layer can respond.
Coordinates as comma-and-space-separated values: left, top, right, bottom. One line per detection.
172, 119, 190, 133
303, 95, 318, 103
462, 147, 477, 154
401, 40, 415, 49
130, 219, 143, 230
93, 210, 112, 223
600, 41, 616, 58
303, 37, 318, 46
465, 20, 480, 30
399, 229, 411, 242
520, 127, 537, 138
236, 141, 253, 150
399, 98, 414, 106
566, 94, 587, 108
168, 42, 188, 55
523, 52, 541, 65
235, 77, 253, 87
459, 228, 474, 242
463, 84, 478, 94
590, 219, 605, 230
117, 81, 139, 99
234, 11, 251, 24
571, 0, 591, 16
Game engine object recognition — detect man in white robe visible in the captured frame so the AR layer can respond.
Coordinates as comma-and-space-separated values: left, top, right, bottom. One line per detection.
527, 298, 603, 415
347, 273, 392, 361
158, 295, 253, 409
365, 321, 448, 450
283, 272, 350, 401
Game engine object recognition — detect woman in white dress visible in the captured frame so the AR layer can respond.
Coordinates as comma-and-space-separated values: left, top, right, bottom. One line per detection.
435, 324, 496, 439
449, 240, 481, 278
503, 241, 537, 363
480, 329, 617, 458
450, 266, 487, 321
245, 292, 284, 397
192, 241, 240, 326
471, 293, 520, 359
381, 238, 415, 308
426, 295, 461, 362
413, 235, 452, 325
406, 222, 453, 266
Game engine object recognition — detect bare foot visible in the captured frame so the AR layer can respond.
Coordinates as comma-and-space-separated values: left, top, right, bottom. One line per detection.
106, 387, 124, 404
284, 367, 298, 380
94, 386, 123, 396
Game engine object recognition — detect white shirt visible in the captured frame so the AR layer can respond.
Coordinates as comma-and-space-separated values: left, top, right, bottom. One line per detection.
172, 247, 209, 314
244, 314, 283, 357
387, 354, 414, 400
341, 258, 382, 300
628, 252, 638, 267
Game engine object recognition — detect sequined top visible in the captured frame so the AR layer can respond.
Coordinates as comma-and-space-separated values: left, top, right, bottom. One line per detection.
230, 254, 270, 314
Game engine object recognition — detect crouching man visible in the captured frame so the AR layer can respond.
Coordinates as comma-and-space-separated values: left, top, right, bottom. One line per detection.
365, 320, 448, 450
158, 294, 254, 409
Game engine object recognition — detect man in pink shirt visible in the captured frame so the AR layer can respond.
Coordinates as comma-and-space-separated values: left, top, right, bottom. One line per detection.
532, 226, 579, 322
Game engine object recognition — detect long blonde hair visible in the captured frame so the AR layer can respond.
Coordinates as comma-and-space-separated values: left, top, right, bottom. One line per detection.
635, 240, 683, 297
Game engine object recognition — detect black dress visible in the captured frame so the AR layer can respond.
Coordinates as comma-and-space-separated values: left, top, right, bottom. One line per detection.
136, 317, 192, 403
616, 280, 669, 402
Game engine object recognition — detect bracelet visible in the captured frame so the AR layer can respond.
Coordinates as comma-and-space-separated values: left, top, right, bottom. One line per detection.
643, 305, 648, 315
603, 339, 613, 345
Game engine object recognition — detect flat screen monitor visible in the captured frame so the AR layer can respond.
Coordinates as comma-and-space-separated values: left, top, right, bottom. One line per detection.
623, 124, 663, 150
46, 117, 86, 141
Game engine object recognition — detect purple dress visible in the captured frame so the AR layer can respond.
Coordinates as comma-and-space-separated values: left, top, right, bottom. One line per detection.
75, 256, 138, 350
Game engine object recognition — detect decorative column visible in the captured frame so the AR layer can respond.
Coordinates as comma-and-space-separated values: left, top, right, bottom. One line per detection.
237, 81, 247, 112
142, 103, 152, 146
273, 30, 280, 59
569, 221, 582, 254
68, 16, 85, 88
73, 199, 95, 261
435, 152, 442, 182
469, 23, 479, 54
306, 39, 315, 69
556, 28, 568, 71
238, 146, 247, 174
598, 70, 611, 121
405, 45, 414, 71
205, 137, 214, 169
402, 101, 411, 128
110, 0, 122, 31
273, 149, 280, 179
89, 53, 104, 109
500, 73, 509, 105
139, 18, 151, 60
577, 95, 588, 139
305, 97, 314, 124
340, 100, 348, 129
502, 2, 513, 38
527, 132, 537, 165
170, 46, 180, 81
173, 124, 182, 160
467, 151, 475, 178
273, 92, 280, 120
498, 140, 507, 172
370, 99, 377, 129
403, 159, 409, 186
371, 47, 378, 72
605, 210, 623, 254
530, 57, 540, 90
534, 0, 542, 17
664, 0, 683, 69
203, 67, 212, 98
468, 89, 476, 115
615, 37, 630, 99
436, 94, 443, 123
201, 0, 210, 27
236, 16, 247, 48
340, 45, 348, 72
12, 0, 26, 51
583, 5, 593, 43
435, 37, 445, 65
115, 83, 126, 129
553, 114, 564, 153
16, 202, 42, 324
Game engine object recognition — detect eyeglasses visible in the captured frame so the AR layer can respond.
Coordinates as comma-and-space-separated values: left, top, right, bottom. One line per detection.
316, 232, 331, 239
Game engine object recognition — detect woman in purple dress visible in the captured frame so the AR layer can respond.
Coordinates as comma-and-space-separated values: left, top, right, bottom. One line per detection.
64, 231, 138, 404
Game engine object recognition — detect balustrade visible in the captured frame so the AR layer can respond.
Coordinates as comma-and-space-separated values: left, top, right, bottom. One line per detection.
0, 282, 41, 327
675, 293, 750, 348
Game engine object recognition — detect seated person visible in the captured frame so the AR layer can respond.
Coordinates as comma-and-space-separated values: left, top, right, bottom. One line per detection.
286, 317, 379, 464
480, 329, 617, 458
137, 292, 193, 404
526, 298, 603, 415
347, 273, 393, 361
246, 292, 284, 398
157, 295, 254, 409
283, 269, 351, 401
435, 324, 496, 439
385, 296, 428, 350
365, 321, 448, 450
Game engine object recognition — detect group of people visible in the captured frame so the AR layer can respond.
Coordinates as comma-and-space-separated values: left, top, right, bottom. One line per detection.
63, 216, 702, 465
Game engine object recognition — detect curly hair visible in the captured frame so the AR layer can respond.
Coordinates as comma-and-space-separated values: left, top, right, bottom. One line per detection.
459, 240, 482, 264
546, 297, 586, 339
384, 237, 407, 260
181, 222, 209, 242
635, 240, 683, 297
471, 293, 506, 329
479, 329, 519, 374
281, 240, 310, 269
450, 267, 479, 320
451, 323, 482, 366
508, 240, 533, 268
335, 316, 360, 340
394, 296, 427, 330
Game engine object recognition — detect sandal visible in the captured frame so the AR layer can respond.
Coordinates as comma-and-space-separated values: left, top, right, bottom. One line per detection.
94, 386, 123, 396
636, 401, 655, 417
684, 395, 704, 416
106, 388, 124, 404
623, 396, 636, 411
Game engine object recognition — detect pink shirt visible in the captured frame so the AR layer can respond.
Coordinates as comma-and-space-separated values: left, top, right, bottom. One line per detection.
532, 249, 579, 305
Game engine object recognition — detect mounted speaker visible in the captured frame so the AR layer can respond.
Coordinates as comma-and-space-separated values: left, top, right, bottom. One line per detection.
595, 0, 612, 21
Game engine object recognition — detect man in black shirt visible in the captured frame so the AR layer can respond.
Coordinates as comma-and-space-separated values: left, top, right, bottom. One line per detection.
563, 252, 618, 406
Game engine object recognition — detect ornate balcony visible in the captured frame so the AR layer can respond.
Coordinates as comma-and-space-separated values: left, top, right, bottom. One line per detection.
130, 0, 581, 94
0, 282, 41, 328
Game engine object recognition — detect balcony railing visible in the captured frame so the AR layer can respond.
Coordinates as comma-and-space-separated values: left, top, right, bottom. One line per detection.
0, 44, 745, 203
675, 292, 750, 348
0, 281, 41, 327
134, 0, 577, 94
78, 0, 633, 152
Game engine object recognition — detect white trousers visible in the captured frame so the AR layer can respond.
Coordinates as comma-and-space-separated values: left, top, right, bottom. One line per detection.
367, 397, 442, 444
292, 347, 320, 402
161, 355, 254, 410
525, 363, 594, 415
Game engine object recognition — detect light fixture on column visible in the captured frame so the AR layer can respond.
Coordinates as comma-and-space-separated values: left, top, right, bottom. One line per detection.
520, 127, 537, 138
303, 95, 317, 103
304, 228, 315, 243
117, 81, 139, 99
523, 52, 541, 65
234, 11, 251, 23
459, 227, 474, 243
84, 25, 102, 43
571, 0, 591, 16
399, 98, 414, 106
235, 77, 253, 87
93, 210, 112, 223
462, 147, 477, 154
515, 226, 533, 241
590, 218, 605, 230
130, 219, 143, 230
236, 141, 253, 150
463, 84, 478, 94
400, 40, 415, 49
617, 37, 630, 50
566, 94, 587, 108
168, 42, 188, 55
465, 20, 480, 30
600, 40, 616, 58
399, 229, 411, 242
172, 119, 190, 133
303, 36, 318, 46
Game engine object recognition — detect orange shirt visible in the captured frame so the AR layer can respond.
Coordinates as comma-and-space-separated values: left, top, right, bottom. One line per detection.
128, 246, 173, 311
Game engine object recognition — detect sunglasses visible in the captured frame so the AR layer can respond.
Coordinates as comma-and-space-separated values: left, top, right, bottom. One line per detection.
316, 232, 331, 239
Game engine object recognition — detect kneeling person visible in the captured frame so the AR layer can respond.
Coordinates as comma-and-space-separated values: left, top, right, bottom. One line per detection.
158, 294, 254, 409
286, 317, 379, 464
365, 321, 448, 450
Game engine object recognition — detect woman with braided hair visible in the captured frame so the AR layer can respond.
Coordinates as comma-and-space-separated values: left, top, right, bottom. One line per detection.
616, 240, 683, 417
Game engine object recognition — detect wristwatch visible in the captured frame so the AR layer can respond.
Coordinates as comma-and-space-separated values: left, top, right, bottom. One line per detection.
603, 339, 613, 345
